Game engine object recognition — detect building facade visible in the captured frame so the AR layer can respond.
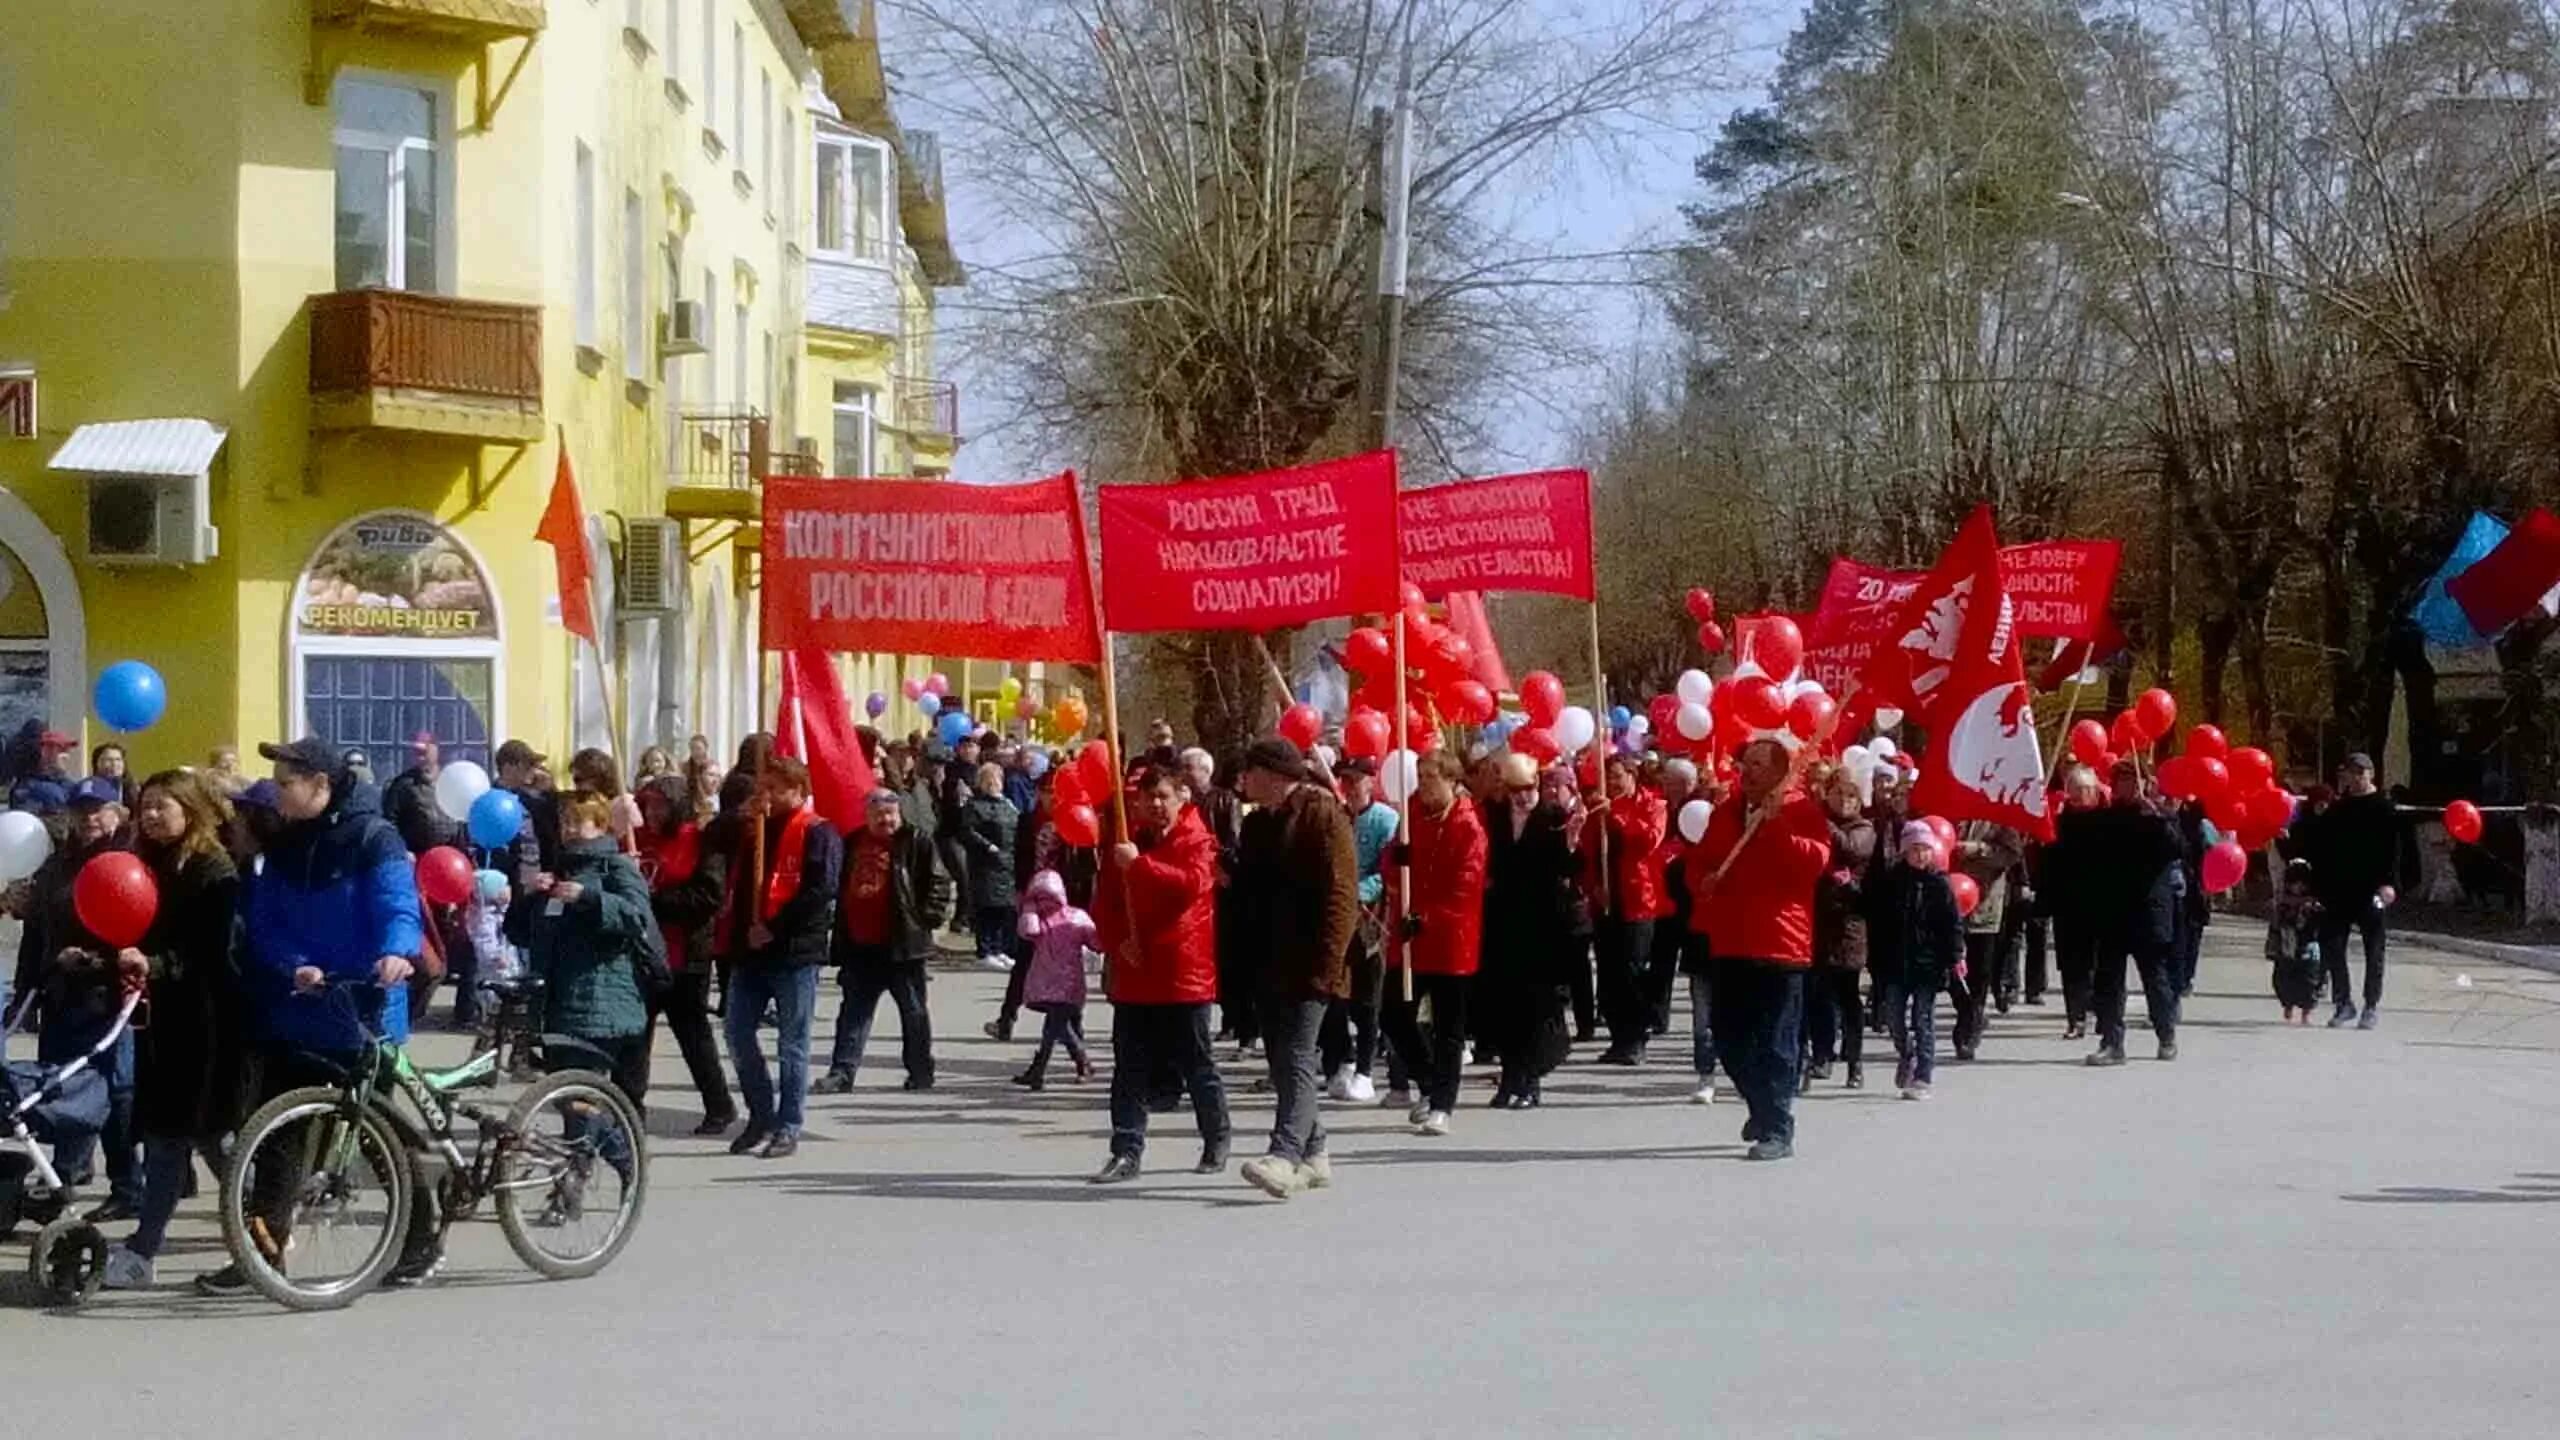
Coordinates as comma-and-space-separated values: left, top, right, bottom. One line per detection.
0, 0, 965, 778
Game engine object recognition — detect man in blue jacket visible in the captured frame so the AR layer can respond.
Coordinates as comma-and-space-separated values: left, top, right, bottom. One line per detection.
195, 736, 434, 1297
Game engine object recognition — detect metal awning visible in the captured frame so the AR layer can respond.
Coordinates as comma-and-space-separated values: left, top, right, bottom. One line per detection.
48, 418, 228, 478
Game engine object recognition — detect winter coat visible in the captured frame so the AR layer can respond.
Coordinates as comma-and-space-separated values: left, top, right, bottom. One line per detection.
238, 783, 423, 1056
1351, 800, 1399, 907
1952, 822, 2024, 936
1815, 814, 1877, 972
958, 792, 1020, 911
1387, 792, 1488, 976
1863, 859, 1964, 985
1686, 789, 1833, 967
1232, 784, 1360, 1002
2301, 790, 2399, 909
507, 837, 653, 1042
1097, 804, 1222, 1006
383, 765, 457, 854
1580, 791, 1669, 921
1482, 798, 1577, 988
639, 820, 727, 972
833, 824, 949, 967
131, 846, 247, 1141
1017, 872, 1095, 1012
15, 836, 128, 1058
2043, 801, 2184, 950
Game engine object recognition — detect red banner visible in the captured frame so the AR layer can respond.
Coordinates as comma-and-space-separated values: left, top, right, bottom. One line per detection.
1998, 540, 2122, 644
1097, 450, 1402, 632
1800, 559, 1921, 697
1398, 468, 1594, 600
760, 473, 1102, 663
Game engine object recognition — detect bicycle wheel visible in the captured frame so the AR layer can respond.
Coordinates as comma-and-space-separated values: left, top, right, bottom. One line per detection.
496, 1070, 648, 1280
219, 1087, 412, 1312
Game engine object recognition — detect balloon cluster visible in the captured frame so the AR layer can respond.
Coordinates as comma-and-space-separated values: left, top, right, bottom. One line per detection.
1637, 610, 1843, 779
2070, 692, 2293, 893
1333, 583, 1491, 768
1045, 740, 1117, 849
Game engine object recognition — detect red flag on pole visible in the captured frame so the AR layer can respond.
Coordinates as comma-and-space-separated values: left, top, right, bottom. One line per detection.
1442, 589, 1513, 694
2448, 506, 2560, 637
774, 647, 876, 835
1893, 507, 2052, 840
536, 440, 598, 644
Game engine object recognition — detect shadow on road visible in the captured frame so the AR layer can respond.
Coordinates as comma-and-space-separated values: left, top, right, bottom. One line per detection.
2341, 1175, 2560, 1205
711, 1168, 1268, 1208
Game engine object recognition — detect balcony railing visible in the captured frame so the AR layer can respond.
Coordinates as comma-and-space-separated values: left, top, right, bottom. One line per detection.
894, 377, 959, 443
674, 410, 825, 488
310, 289, 542, 404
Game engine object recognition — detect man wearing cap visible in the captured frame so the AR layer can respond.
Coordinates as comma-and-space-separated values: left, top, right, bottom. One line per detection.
2299, 753, 2402, 1030
384, 733, 458, 855
8, 727, 81, 818
13, 776, 142, 1217
816, 786, 948, 1094
1229, 737, 1359, 1199
494, 738, 562, 872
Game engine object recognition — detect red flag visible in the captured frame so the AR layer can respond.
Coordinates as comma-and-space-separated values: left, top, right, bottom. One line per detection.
536, 442, 598, 644
1897, 507, 2053, 840
2035, 612, 2128, 692
1443, 590, 1513, 693
1096, 450, 1403, 632
1856, 508, 1999, 723
2448, 506, 2560, 636
774, 648, 877, 835
1398, 469, 1595, 601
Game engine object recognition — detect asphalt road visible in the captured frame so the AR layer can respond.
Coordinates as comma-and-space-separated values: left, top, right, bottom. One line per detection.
9, 926, 2560, 1438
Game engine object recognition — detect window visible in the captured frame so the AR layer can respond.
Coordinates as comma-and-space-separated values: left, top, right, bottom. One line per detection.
733, 301, 748, 412
622, 189, 647, 381
664, 0, 680, 76
780, 111, 795, 233
813, 133, 889, 261
760, 73, 774, 200
701, 268, 718, 399
760, 330, 774, 420
664, 243, 686, 472
732, 25, 746, 166
832, 383, 877, 477
701, 1, 716, 127
574, 142, 598, 348
332, 76, 441, 291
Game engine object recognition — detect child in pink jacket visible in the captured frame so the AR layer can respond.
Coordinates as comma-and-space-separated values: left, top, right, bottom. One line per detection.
1013, 870, 1095, 1090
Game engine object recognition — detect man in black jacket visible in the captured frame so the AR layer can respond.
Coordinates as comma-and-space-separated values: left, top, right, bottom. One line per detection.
818, 788, 951, 1093
720, 757, 843, 1159
2072, 761, 2189, 1067
2305, 753, 2400, 1029
382, 733, 458, 855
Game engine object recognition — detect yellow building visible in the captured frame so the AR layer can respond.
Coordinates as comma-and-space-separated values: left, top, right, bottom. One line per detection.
0, 0, 965, 780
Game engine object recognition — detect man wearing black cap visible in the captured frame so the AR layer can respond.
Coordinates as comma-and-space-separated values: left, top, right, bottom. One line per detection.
15, 776, 142, 1218
2300, 753, 2401, 1030
1229, 737, 1359, 1200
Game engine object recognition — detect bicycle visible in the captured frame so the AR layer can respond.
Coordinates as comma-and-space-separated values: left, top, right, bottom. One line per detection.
217, 979, 647, 1311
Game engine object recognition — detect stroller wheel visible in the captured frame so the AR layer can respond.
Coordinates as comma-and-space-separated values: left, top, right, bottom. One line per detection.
29, 1217, 108, 1308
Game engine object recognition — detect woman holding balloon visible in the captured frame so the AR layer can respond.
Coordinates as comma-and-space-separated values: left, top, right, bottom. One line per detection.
17, 777, 145, 1216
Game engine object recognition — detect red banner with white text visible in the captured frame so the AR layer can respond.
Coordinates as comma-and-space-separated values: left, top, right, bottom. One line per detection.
760, 473, 1102, 662
1097, 450, 1403, 632
1801, 541, 2122, 695
1398, 468, 1594, 600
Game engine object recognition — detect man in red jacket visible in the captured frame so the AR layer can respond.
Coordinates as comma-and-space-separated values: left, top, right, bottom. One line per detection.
1587, 754, 1670, 1066
1089, 765, 1232, 1183
1689, 739, 1834, 1160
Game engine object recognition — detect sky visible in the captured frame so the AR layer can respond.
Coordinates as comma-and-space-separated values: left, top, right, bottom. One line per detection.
889, 0, 1804, 483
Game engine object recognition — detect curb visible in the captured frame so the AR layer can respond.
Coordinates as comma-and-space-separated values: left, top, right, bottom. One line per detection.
2398, 928, 2560, 976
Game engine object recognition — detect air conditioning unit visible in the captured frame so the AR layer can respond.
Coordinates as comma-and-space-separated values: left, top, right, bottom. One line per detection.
659, 300, 707, 357
88, 473, 218, 567
620, 516, 685, 615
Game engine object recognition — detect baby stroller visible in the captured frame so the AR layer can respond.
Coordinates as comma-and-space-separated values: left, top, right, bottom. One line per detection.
1, 989, 139, 1307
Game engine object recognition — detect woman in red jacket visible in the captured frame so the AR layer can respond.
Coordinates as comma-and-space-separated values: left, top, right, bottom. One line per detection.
1089, 765, 1233, 1183
1585, 754, 1669, 1066
1688, 739, 1834, 1161
1382, 750, 1488, 1136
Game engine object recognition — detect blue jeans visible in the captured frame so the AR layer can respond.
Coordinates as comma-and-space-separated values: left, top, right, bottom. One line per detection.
128, 1136, 208, 1259
1258, 996, 1329, 1163
1883, 978, 1939, 1086
726, 966, 819, 1136
1709, 959, 1803, 1145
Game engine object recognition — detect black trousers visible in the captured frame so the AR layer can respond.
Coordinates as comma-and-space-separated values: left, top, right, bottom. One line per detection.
1996, 901, 2029, 1004
829, 955, 934, 1084
1319, 934, 1384, 1077
2051, 919, 2095, 1028
645, 967, 735, 1124
1950, 933, 2000, 1055
1803, 965, 1863, 1071
2319, 905, 2388, 1010
1109, 1002, 1229, 1160
2093, 929, 2179, 1050
1595, 917, 1658, 1054
1709, 959, 1804, 1146
1645, 921, 1688, 1033
2022, 913, 2050, 1002
1380, 971, 1470, 1114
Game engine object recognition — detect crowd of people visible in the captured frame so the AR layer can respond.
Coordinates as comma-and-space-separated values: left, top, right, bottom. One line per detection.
0, 705, 2413, 1292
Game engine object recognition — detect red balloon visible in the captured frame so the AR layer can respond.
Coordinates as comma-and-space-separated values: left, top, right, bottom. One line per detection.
1727, 674, 1786, 730
1510, 726, 1562, 764
2110, 710, 2146, 756
1785, 690, 1836, 741
2226, 746, 2273, 792
1685, 587, 1717, 623
2246, 784, 2296, 837
1696, 621, 1727, 655
1922, 815, 1958, 851
1054, 803, 1102, 849
2069, 719, 2111, 767
1746, 616, 1805, 681
1398, 580, 1427, 615
2132, 687, 2177, 742
2192, 756, 2231, 802
2185, 724, 2228, 763
1051, 767, 1088, 808
2445, 798, 2485, 845
415, 846, 475, 906
1278, 702, 1323, 750
1077, 740, 1117, 801
2155, 755, 2197, 801
2207, 789, 2248, 835
2200, 838, 2248, 895
73, 851, 158, 950
1649, 694, 1681, 733
1520, 671, 1567, 727
1344, 626, 1392, 677
1948, 872, 1982, 917
1438, 678, 1494, 725
1344, 707, 1392, 760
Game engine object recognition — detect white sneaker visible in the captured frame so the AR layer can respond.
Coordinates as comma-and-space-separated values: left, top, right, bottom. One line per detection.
1299, 1152, 1334, 1190
1325, 1066, 1355, 1102
1690, 1080, 1717, 1105
977, 953, 1013, 972
1240, 1154, 1307, 1199
1417, 1110, 1450, 1137
1381, 1086, 1414, 1110
102, 1246, 155, 1291
1901, 1083, 1932, 1102
1345, 1072, 1377, 1103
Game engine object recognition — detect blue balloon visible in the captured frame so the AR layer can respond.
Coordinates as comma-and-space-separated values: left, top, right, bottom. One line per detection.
865, 691, 889, 719
474, 868, 509, 902
918, 693, 941, 718
93, 660, 168, 733
1609, 705, 1633, 732
468, 787, 526, 850
936, 710, 972, 746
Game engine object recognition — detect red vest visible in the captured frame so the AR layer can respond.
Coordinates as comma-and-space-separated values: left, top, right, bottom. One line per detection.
761, 805, 818, 921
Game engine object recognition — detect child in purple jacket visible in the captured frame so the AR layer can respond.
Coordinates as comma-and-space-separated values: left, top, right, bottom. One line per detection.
1012, 870, 1095, 1090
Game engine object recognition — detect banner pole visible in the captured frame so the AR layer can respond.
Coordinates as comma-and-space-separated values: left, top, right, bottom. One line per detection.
1250, 632, 1295, 714
1075, 479, 1137, 975
1587, 601, 1610, 920
1392, 610, 1413, 1004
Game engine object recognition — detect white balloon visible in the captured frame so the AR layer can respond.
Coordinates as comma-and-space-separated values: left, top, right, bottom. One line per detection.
1868, 737, 1898, 761
1675, 669, 1714, 707
1379, 749, 1421, 805
1677, 798, 1712, 844
1841, 744, 1874, 775
0, 809, 52, 883
1784, 678, 1823, 703
434, 760, 493, 823
1731, 660, 1766, 682
1626, 714, 1651, 736
1873, 705, 1905, 731
1312, 744, 1337, 770
1675, 700, 1713, 741
1553, 706, 1597, 753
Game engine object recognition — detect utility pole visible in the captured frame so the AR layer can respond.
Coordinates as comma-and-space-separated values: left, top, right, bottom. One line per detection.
1365, 12, 1415, 451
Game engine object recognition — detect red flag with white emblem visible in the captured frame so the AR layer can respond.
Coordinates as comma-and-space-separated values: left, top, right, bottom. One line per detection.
1897, 507, 2053, 840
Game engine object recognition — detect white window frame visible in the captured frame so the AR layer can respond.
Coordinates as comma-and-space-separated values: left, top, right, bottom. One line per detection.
812, 130, 892, 265
330, 70, 457, 294
622, 188, 648, 382
701, 267, 719, 401
733, 301, 748, 412
574, 141, 598, 349
701, 1, 717, 132
780, 109, 795, 235
832, 383, 878, 477
285, 510, 509, 766
760, 72, 775, 203
732, 25, 747, 169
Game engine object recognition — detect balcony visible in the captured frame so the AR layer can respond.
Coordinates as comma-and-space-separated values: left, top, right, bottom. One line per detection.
307, 1, 543, 120
309, 289, 544, 442
666, 410, 822, 524
893, 376, 960, 457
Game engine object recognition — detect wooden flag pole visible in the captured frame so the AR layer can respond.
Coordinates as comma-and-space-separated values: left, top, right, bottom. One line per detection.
1392, 610, 1413, 1003
1075, 482, 1137, 974
1250, 633, 1295, 714
1587, 601, 1610, 920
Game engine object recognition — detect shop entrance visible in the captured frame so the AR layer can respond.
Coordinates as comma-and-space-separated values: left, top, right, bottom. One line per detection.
289, 509, 503, 779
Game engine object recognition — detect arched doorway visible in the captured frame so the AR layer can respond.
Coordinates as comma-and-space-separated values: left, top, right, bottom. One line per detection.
0, 487, 87, 737
288, 509, 504, 779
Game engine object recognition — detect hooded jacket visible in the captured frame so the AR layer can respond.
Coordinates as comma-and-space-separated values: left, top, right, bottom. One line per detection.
239, 781, 422, 1056
506, 836, 654, 1041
